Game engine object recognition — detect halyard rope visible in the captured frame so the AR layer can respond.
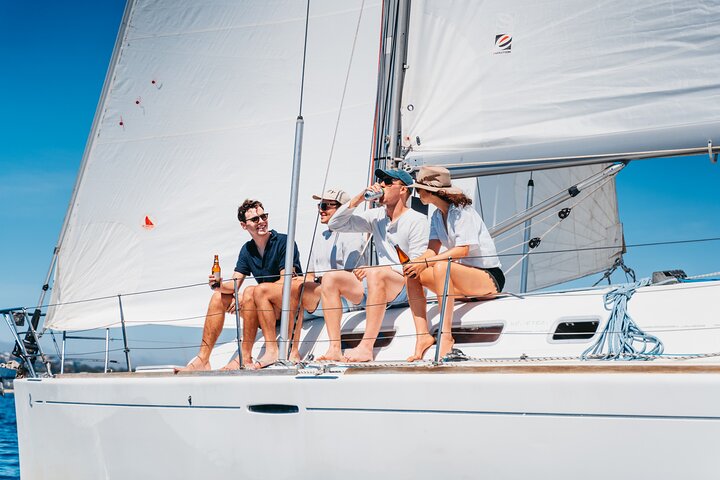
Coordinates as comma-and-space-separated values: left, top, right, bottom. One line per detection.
581, 279, 664, 360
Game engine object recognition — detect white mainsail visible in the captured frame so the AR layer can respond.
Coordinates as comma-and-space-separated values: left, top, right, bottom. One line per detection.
400, 0, 720, 289
46, 0, 382, 331
402, 0, 720, 167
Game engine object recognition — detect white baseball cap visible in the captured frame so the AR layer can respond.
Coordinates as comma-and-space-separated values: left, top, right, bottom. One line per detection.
312, 188, 350, 204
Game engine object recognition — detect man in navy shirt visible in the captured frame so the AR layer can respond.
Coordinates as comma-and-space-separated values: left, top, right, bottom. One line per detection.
177, 199, 302, 371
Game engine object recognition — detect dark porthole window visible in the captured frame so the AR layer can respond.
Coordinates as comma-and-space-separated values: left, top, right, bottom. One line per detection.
430, 324, 504, 344
341, 330, 396, 349
552, 320, 599, 341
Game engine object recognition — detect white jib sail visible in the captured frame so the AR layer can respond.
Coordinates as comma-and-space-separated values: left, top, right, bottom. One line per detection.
452, 167, 623, 292
46, 0, 382, 331
399, 0, 720, 289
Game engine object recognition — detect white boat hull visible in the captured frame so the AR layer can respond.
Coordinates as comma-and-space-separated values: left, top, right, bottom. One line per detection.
16, 280, 720, 479
15, 363, 720, 479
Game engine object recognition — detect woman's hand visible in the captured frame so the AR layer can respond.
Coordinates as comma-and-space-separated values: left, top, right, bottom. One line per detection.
403, 258, 428, 279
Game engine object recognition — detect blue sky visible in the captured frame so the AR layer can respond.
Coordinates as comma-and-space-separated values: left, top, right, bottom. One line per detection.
1, 2, 718, 362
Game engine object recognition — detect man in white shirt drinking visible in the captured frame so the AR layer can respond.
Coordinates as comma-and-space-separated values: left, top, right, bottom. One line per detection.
319, 169, 428, 362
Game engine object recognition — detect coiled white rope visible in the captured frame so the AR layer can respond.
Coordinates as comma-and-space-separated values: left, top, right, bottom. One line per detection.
581, 279, 664, 360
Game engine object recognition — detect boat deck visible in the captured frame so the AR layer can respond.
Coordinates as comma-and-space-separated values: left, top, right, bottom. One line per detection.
51, 357, 720, 379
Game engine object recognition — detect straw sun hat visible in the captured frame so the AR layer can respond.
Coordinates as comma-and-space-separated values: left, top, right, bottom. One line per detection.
410, 166, 463, 194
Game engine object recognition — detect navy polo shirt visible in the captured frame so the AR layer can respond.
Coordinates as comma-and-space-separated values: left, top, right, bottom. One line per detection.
234, 230, 302, 284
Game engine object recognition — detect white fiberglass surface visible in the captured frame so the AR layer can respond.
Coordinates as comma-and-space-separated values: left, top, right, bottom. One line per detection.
47, 0, 382, 330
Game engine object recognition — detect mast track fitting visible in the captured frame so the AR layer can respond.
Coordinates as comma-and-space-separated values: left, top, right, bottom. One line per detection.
401, 162, 414, 173
709, 140, 718, 163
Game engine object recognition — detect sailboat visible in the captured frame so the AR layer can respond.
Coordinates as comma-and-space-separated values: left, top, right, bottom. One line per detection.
7, 0, 720, 478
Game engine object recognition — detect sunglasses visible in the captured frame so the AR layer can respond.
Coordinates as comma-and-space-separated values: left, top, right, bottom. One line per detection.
379, 177, 403, 186
244, 213, 269, 223
318, 202, 340, 211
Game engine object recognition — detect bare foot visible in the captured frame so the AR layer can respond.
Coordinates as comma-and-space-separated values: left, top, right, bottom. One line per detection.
407, 333, 435, 362
174, 356, 210, 373
438, 336, 455, 359
220, 356, 241, 371
249, 351, 278, 370
343, 345, 374, 362
317, 349, 344, 362
289, 351, 302, 363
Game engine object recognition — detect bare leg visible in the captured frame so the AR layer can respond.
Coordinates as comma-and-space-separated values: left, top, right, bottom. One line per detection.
344, 267, 404, 362
447, 263, 498, 298
431, 262, 499, 358
256, 278, 305, 363
301, 281, 322, 313
285, 278, 305, 363
250, 283, 281, 369
432, 261, 456, 358
288, 281, 322, 362
239, 286, 259, 367
405, 268, 436, 362
175, 290, 234, 372
317, 271, 364, 361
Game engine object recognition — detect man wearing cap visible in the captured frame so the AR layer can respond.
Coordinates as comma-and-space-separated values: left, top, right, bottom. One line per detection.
319, 169, 428, 362
299, 188, 366, 314
294, 189, 366, 327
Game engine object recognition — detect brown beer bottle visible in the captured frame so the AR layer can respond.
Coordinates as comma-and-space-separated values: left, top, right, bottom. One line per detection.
211, 254, 221, 289
394, 244, 410, 264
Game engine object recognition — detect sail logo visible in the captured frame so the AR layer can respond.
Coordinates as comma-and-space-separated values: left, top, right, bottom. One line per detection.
142, 215, 156, 231
494, 34, 512, 54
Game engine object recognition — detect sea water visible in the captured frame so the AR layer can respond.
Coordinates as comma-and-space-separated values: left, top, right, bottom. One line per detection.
0, 394, 20, 480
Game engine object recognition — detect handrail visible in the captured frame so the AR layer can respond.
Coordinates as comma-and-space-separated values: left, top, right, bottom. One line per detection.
1, 308, 53, 378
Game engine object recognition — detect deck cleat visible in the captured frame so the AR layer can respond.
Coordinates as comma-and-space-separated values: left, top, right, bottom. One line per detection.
442, 348, 469, 362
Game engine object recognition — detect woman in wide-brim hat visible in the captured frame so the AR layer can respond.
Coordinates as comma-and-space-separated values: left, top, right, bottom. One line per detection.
403, 166, 505, 361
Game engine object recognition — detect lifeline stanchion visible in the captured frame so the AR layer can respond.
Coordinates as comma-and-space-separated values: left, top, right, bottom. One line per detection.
233, 278, 243, 369
104, 328, 110, 373
60, 331, 66, 375
434, 258, 453, 363
117, 295, 132, 372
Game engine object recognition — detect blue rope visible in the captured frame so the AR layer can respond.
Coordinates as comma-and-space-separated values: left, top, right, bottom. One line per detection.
581, 279, 664, 360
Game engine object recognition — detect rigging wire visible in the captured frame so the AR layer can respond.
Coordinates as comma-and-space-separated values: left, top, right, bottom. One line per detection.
39, 279, 720, 334
493, 174, 613, 255
500, 177, 613, 274
54, 315, 720, 361
40, 319, 720, 355
27, 234, 720, 313
297, 0, 311, 116
288, 0, 368, 355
